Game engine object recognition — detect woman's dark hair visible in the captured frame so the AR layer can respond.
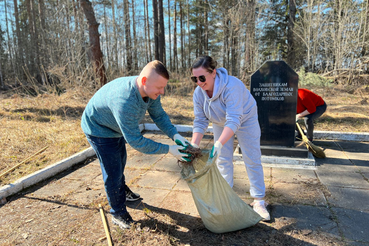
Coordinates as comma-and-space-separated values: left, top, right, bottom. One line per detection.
190, 56, 217, 74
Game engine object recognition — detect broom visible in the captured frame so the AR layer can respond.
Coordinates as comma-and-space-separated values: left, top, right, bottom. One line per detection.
296, 122, 326, 158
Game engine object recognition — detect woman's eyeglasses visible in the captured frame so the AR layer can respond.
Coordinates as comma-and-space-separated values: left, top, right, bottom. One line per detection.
191, 75, 207, 83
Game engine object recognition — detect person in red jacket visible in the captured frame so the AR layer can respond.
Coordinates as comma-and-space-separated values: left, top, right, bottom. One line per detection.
296, 88, 327, 141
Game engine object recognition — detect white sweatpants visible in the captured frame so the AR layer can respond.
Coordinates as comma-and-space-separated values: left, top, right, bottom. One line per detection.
212, 108, 265, 199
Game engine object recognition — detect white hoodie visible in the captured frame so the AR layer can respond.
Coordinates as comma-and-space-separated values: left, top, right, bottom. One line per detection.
193, 67, 257, 135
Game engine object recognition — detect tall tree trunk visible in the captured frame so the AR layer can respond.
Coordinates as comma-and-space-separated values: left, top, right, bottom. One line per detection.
74, 0, 87, 70
31, 0, 40, 72
244, 0, 255, 74
158, 0, 165, 64
80, 0, 107, 87
223, 16, 230, 67
25, 0, 36, 73
168, 0, 172, 70
111, 0, 119, 71
0, 60, 4, 89
13, 0, 23, 68
153, 0, 159, 60
66, 1, 74, 74
231, 28, 238, 77
132, 1, 138, 71
144, 0, 151, 61
180, 0, 185, 70
4, 0, 15, 79
187, 0, 191, 68
103, 3, 109, 68
287, 0, 296, 67
204, 0, 208, 54
38, 0, 46, 66
173, 0, 177, 72
124, 0, 132, 74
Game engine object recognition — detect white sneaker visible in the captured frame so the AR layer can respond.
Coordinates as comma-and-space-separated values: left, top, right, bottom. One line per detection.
251, 200, 270, 221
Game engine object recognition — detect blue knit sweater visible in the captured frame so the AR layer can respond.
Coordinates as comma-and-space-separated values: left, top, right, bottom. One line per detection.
81, 76, 178, 154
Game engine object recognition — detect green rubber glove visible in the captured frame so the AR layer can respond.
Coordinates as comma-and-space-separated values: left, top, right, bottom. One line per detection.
169, 145, 191, 162
210, 141, 223, 159
174, 134, 190, 147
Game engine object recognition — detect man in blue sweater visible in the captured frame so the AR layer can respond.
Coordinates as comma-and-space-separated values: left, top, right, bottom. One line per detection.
81, 60, 190, 229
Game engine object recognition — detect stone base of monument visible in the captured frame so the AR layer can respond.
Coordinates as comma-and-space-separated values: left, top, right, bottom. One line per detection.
233, 141, 316, 170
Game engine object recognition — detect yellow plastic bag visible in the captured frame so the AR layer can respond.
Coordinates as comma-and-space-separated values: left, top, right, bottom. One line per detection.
181, 150, 262, 233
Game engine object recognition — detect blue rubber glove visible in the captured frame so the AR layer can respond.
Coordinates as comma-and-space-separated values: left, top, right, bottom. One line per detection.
210, 141, 223, 159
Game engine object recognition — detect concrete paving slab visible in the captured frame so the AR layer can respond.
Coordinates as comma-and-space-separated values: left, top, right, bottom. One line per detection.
233, 178, 251, 199
334, 141, 369, 169
160, 190, 199, 217
271, 205, 340, 238
325, 186, 369, 211
332, 207, 369, 243
361, 171, 369, 180
126, 187, 171, 208
172, 178, 191, 192
31, 161, 101, 198
335, 141, 369, 153
124, 168, 145, 185
268, 168, 318, 184
136, 170, 181, 190
125, 151, 163, 169
316, 157, 358, 172
152, 156, 182, 173
271, 183, 327, 206
316, 170, 369, 189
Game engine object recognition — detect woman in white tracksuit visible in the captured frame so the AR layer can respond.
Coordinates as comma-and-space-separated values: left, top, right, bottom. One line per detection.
189, 56, 270, 221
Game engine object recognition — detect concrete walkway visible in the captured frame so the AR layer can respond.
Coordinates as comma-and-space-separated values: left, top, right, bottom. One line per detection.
0, 130, 368, 245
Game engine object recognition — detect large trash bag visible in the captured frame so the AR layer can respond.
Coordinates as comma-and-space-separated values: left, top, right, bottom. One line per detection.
181, 150, 262, 233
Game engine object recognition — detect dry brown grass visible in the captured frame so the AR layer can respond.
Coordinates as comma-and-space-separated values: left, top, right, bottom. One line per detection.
0, 81, 368, 187
0, 87, 93, 185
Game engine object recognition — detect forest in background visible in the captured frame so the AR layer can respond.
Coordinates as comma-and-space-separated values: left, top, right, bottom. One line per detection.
0, 0, 368, 90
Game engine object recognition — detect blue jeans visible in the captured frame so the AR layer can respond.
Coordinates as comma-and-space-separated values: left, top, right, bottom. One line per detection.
303, 102, 327, 140
85, 134, 128, 216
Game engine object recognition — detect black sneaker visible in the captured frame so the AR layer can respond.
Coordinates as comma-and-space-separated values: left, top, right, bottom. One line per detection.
112, 212, 134, 229
125, 185, 140, 202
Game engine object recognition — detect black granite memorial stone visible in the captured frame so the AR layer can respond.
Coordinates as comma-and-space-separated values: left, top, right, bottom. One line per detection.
251, 61, 298, 147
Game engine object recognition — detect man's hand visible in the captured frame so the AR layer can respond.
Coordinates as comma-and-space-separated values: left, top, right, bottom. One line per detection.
174, 134, 190, 147
210, 141, 223, 159
169, 145, 191, 162
296, 114, 300, 122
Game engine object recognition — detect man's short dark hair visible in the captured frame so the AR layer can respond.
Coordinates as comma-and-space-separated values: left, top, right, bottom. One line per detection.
151, 60, 170, 80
